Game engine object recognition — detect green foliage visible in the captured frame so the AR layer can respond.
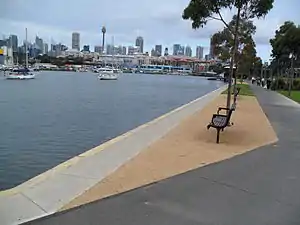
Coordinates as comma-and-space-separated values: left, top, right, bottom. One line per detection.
182, 0, 274, 30
208, 63, 224, 74
211, 16, 256, 62
270, 21, 300, 67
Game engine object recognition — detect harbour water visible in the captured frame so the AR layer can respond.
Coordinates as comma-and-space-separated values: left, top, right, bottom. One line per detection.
0, 71, 223, 190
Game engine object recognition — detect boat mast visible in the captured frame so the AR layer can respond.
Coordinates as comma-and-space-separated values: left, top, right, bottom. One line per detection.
25, 28, 28, 68
112, 36, 114, 68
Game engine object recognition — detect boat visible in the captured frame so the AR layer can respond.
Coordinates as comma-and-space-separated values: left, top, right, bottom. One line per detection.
6, 68, 35, 80
97, 67, 118, 80
6, 28, 35, 80
98, 36, 119, 80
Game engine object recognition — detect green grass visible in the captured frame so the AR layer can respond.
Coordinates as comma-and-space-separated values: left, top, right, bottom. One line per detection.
278, 90, 300, 103
222, 83, 254, 96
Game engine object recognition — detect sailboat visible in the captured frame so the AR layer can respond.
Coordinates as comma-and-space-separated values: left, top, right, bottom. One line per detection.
98, 36, 118, 80
6, 28, 35, 80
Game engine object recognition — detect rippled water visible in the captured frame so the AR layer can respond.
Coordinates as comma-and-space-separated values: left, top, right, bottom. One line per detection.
0, 71, 223, 189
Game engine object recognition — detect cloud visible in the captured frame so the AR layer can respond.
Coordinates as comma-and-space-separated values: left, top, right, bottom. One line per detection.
1, 0, 300, 60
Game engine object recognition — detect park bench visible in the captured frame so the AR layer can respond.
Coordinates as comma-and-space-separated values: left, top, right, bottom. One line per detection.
207, 107, 235, 144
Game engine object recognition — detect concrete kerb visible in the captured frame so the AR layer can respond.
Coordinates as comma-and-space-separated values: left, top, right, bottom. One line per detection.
0, 85, 227, 225
275, 91, 300, 107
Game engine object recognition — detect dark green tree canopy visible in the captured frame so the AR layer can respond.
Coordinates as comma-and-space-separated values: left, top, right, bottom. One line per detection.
270, 21, 300, 62
182, 0, 274, 31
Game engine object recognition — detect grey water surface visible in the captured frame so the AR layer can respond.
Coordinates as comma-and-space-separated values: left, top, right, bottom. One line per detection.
0, 71, 223, 189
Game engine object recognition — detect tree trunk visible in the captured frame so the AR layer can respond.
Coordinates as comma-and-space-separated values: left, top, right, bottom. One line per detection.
226, 5, 241, 110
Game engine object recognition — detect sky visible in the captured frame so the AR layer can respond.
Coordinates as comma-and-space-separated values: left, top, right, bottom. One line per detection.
1, 0, 299, 61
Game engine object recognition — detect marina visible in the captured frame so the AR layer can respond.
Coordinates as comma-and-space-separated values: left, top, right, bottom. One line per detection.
0, 71, 223, 190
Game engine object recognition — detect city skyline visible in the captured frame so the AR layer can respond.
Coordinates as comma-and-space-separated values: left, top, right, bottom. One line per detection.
1, 0, 300, 61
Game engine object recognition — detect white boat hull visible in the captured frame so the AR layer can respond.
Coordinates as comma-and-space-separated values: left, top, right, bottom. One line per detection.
6, 74, 35, 80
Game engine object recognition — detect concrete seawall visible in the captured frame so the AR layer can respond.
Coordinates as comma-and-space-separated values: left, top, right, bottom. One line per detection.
0, 85, 227, 225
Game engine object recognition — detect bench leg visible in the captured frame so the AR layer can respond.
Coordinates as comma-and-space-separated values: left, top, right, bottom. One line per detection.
216, 129, 220, 143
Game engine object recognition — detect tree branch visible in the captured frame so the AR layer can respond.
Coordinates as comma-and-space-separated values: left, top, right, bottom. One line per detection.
216, 9, 233, 33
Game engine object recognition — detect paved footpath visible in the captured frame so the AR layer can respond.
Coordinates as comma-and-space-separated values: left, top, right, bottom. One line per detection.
24, 86, 300, 225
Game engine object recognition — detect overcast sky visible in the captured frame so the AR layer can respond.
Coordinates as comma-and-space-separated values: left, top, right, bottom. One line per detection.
1, 0, 299, 61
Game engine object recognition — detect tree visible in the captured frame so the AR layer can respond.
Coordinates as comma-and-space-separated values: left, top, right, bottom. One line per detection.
182, 0, 274, 108
270, 21, 300, 68
211, 15, 256, 62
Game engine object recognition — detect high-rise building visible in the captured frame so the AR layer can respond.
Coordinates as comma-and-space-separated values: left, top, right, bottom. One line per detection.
154, 45, 162, 57
35, 36, 44, 52
106, 44, 113, 55
72, 32, 80, 51
94, 45, 103, 53
8, 35, 18, 52
151, 48, 156, 57
196, 46, 204, 59
209, 36, 215, 59
179, 46, 185, 55
173, 44, 180, 55
135, 36, 144, 53
122, 46, 126, 55
185, 46, 192, 57
44, 43, 48, 55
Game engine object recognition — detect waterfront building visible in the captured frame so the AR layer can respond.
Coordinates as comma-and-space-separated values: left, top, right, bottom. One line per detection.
72, 32, 80, 51
164, 47, 169, 56
173, 44, 180, 55
135, 36, 144, 53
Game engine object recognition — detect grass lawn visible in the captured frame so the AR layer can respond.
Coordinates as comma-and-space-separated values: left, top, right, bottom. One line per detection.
222, 83, 254, 96
278, 90, 300, 103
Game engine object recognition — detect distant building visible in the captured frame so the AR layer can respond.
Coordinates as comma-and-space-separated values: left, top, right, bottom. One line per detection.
205, 54, 210, 61
135, 36, 144, 53
185, 46, 192, 57
164, 47, 169, 56
35, 36, 44, 53
128, 46, 140, 55
106, 44, 113, 55
122, 46, 126, 55
151, 48, 156, 57
196, 46, 204, 59
179, 46, 185, 56
72, 32, 80, 51
44, 43, 49, 55
154, 45, 162, 57
83, 45, 90, 52
209, 36, 215, 59
173, 44, 180, 55
8, 35, 18, 53
94, 45, 103, 54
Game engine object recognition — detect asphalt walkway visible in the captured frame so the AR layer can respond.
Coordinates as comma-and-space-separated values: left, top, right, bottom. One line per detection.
24, 86, 300, 225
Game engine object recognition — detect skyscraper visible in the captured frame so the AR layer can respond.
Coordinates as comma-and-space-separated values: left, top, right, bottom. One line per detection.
35, 36, 44, 53
209, 36, 215, 59
196, 46, 204, 59
155, 45, 162, 57
135, 36, 144, 53
72, 32, 80, 51
185, 46, 192, 57
173, 44, 180, 55
44, 43, 48, 55
8, 35, 18, 52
